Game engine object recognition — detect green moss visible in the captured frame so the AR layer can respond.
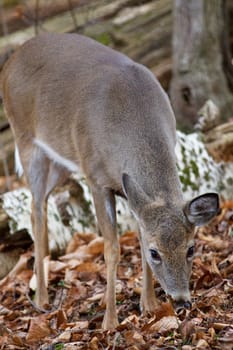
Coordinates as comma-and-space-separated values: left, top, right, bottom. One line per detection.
53, 213, 60, 222
190, 159, 199, 178
203, 171, 210, 182
57, 280, 65, 287
181, 145, 187, 164
226, 177, 233, 186
95, 32, 111, 46
179, 163, 199, 192
176, 122, 193, 133
2, 0, 20, 7
218, 182, 225, 192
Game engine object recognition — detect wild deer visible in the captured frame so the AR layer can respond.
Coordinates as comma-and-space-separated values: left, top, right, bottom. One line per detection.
0, 33, 219, 329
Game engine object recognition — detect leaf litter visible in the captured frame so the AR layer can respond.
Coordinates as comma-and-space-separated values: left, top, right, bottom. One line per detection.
0, 203, 232, 349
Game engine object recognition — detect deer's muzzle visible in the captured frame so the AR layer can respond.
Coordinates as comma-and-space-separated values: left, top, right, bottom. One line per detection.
173, 299, 192, 314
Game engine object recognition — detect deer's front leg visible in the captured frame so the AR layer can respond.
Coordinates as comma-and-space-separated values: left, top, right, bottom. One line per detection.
140, 238, 159, 314
92, 188, 120, 329
29, 151, 70, 308
31, 197, 49, 307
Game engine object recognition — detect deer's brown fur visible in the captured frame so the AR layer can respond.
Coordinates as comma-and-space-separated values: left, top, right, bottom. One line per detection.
0, 33, 219, 329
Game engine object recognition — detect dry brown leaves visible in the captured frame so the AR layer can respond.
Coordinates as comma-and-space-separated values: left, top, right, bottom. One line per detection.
0, 204, 233, 349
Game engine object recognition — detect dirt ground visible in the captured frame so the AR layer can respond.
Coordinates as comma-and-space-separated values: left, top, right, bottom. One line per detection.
0, 198, 232, 349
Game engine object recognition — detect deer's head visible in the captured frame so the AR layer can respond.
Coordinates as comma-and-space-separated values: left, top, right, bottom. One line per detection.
122, 173, 220, 311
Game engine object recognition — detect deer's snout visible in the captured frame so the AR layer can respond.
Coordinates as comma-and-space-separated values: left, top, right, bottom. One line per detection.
173, 299, 192, 313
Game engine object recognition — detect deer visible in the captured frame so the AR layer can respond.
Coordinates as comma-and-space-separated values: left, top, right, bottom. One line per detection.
0, 32, 219, 330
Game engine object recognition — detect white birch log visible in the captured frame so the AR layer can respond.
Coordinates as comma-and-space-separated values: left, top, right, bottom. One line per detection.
1, 129, 233, 254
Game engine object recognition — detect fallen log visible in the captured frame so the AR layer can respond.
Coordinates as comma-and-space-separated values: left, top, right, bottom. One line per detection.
0, 176, 136, 252
1, 126, 232, 245
0, 124, 232, 278
204, 122, 233, 163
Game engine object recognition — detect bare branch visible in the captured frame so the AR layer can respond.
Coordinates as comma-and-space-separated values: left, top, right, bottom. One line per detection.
67, 0, 79, 32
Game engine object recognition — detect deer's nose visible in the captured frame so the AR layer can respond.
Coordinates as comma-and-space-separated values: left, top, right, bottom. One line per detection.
174, 300, 192, 313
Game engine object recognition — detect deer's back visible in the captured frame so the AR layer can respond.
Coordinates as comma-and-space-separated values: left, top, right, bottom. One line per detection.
1, 32, 177, 194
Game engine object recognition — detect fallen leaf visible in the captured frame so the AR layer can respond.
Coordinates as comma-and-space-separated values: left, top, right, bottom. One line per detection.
56, 309, 67, 328
148, 316, 179, 334
26, 315, 52, 344
180, 318, 202, 339
120, 231, 138, 246
76, 261, 100, 273
60, 246, 91, 261
0, 305, 11, 315
70, 321, 89, 329
87, 292, 104, 302
89, 336, 99, 350
125, 330, 145, 345
66, 232, 97, 254
208, 327, 216, 340
212, 322, 231, 330
121, 314, 140, 327
10, 332, 26, 347
0, 251, 32, 287
155, 302, 175, 320
196, 339, 210, 349
87, 237, 104, 255
57, 330, 71, 342
49, 260, 67, 273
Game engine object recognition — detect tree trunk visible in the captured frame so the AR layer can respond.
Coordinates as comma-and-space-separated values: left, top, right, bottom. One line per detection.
170, 0, 233, 130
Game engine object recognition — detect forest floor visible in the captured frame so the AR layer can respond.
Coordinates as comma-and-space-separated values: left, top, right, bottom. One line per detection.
0, 178, 232, 349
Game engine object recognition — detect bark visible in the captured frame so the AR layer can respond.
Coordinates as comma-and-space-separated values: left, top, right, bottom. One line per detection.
222, 0, 233, 92
170, 0, 233, 130
0, 125, 14, 178
203, 121, 233, 163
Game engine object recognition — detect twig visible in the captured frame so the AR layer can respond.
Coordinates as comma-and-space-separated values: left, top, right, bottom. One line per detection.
25, 286, 66, 314
0, 0, 8, 38
34, 0, 40, 35
67, 0, 79, 32
0, 0, 11, 190
0, 138, 11, 191
25, 290, 54, 314
53, 286, 67, 310
112, 332, 121, 350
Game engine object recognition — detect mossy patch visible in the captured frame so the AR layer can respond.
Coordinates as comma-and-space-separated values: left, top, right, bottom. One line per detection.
2, 0, 20, 7
95, 32, 112, 46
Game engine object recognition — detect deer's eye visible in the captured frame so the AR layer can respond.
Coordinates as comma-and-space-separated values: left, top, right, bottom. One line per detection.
187, 246, 195, 260
150, 249, 162, 263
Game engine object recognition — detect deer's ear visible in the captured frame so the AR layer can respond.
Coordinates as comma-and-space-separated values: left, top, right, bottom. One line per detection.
184, 193, 220, 226
122, 173, 150, 214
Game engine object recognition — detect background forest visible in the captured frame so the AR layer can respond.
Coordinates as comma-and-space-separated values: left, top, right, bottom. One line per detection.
0, 1, 233, 349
